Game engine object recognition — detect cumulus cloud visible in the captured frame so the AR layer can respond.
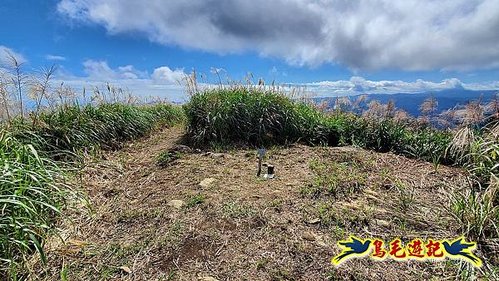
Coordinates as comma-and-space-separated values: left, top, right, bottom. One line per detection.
82, 60, 149, 80
57, 0, 499, 71
56, 60, 187, 101
305, 76, 495, 97
52, 60, 499, 101
8, 54, 495, 102
151, 66, 186, 84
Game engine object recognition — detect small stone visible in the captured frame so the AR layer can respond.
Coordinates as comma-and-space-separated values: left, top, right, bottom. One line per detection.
67, 239, 88, 247
167, 200, 185, 209
307, 218, 321, 224
374, 219, 390, 227
302, 231, 316, 241
198, 277, 219, 281
171, 145, 192, 153
199, 178, 216, 188
316, 239, 328, 247
119, 266, 132, 274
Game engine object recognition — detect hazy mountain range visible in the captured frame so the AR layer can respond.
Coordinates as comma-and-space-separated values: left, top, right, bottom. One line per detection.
313, 89, 498, 117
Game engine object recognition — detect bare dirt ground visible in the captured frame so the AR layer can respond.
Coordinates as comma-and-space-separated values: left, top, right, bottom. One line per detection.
30, 126, 495, 280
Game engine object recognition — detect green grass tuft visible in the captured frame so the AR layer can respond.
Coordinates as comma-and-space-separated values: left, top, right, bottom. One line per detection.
0, 129, 69, 276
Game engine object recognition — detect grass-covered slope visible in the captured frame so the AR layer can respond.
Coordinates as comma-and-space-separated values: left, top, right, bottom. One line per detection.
11, 103, 185, 158
184, 88, 454, 164
0, 102, 184, 278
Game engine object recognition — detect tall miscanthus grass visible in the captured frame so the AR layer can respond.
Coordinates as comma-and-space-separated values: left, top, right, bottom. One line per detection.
184, 86, 455, 166
184, 87, 323, 146
0, 129, 69, 278
467, 122, 499, 181
447, 121, 498, 182
185, 83, 499, 170
4, 51, 27, 119
442, 97, 499, 268
446, 120, 498, 273
9, 103, 185, 158
0, 48, 161, 125
450, 175, 499, 241
445, 99, 498, 182
0, 75, 13, 122
418, 96, 438, 124
0, 102, 184, 279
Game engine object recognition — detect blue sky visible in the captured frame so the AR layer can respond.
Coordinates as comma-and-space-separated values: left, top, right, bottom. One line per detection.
1, 0, 499, 102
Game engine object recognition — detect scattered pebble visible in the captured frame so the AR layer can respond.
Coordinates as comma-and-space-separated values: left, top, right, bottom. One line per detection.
307, 218, 321, 224
167, 200, 185, 209
170, 144, 192, 153
119, 266, 132, 274
199, 178, 216, 188
198, 277, 219, 281
302, 231, 317, 241
374, 219, 390, 227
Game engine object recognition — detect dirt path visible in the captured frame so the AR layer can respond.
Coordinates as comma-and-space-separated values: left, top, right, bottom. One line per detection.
33, 126, 480, 280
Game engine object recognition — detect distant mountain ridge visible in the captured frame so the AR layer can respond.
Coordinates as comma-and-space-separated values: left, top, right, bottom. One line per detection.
313, 89, 498, 117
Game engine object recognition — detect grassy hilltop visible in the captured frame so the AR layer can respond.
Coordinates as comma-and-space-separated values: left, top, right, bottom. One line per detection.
0, 81, 498, 280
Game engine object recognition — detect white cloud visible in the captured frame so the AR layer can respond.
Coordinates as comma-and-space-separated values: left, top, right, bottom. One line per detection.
55, 60, 188, 102
304, 76, 497, 97
82, 60, 149, 80
56, 76, 187, 102
46, 54, 66, 61
59, 60, 498, 101
27, 62, 499, 102
151, 66, 186, 84
57, 0, 499, 71
83, 60, 116, 79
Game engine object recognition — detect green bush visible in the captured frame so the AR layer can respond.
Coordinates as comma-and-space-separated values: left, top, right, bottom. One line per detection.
340, 118, 408, 152
184, 88, 323, 146
324, 113, 452, 164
